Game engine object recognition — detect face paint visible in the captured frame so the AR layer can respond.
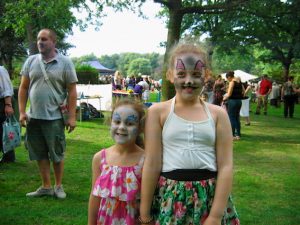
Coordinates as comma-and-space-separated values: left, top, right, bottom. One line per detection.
176, 59, 186, 70
173, 53, 205, 99
112, 112, 121, 121
110, 105, 139, 145
194, 60, 205, 71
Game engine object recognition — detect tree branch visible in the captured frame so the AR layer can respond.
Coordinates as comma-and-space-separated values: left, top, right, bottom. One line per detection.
179, 0, 250, 15
153, 0, 171, 8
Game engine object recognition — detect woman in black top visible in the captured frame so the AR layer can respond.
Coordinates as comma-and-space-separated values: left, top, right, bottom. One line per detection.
223, 71, 245, 140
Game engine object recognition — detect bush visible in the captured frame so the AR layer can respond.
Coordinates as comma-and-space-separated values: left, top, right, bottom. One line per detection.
11, 69, 21, 87
76, 65, 99, 84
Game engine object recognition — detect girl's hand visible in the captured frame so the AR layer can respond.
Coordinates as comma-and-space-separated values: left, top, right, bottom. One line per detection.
203, 215, 221, 225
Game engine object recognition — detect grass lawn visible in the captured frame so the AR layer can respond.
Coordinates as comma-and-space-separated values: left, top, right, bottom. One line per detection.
0, 102, 299, 225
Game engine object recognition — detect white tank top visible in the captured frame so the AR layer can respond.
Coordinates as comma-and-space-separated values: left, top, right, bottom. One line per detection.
162, 97, 217, 172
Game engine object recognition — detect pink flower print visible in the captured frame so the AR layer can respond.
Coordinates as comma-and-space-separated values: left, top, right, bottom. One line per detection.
111, 186, 122, 197
111, 166, 122, 182
105, 198, 115, 216
92, 185, 101, 196
118, 192, 127, 201
231, 218, 240, 225
158, 177, 166, 186
8, 131, 14, 140
112, 218, 126, 225
97, 216, 105, 225
200, 180, 207, 187
134, 165, 142, 175
126, 203, 135, 218
185, 182, 193, 190
161, 198, 172, 213
174, 202, 186, 218
124, 171, 138, 192
101, 164, 111, 175
100, 188, 110, 197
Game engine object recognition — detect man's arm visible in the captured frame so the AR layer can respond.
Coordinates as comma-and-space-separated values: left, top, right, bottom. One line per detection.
66, 82, 77, 133
18, 76, 30, 126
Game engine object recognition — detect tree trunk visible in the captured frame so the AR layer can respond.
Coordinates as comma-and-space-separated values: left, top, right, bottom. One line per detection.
6, 56, 13, 79
283, 63, 290, 82
162, 6, 183, 100
26, 24, 38, 55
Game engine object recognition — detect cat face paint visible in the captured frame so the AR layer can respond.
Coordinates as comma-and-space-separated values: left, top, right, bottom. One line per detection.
110, 105, 139, 145
173, 53, 205, 98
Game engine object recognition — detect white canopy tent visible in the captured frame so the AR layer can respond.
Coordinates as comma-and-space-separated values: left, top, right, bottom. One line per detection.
221, 70, 258, 82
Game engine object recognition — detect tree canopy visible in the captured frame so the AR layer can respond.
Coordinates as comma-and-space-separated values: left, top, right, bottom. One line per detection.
2, 0, 300, 91
127, 58, 152, 76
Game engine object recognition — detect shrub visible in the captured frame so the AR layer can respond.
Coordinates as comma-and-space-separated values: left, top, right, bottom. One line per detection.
76, 65, 99, 84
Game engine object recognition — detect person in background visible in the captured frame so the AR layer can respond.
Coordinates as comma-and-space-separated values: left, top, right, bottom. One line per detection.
213, 74, 226, 106
134, 76, 144, 101
240, 81, 252, 126
269, 81, 280, 108
139, 76, 150, 102
19, 28, 78, 199
114, 71, 123, 90
140, 42, 239, 225
255, 74, 272, 115
127, 75, 136, 91
88, 99, 145, 225
223, 73, 245, 140
203, 69, 215, 103
200, 92, 208, 102
281, 76, 299, 118
0, 66, 15, 163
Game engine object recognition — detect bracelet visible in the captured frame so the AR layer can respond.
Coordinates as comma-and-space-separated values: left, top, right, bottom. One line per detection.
5, 104, 12, 107
138, 215, 154, 224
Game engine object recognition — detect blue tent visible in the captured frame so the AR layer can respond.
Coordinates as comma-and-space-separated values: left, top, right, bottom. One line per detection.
82, 60, 115, 75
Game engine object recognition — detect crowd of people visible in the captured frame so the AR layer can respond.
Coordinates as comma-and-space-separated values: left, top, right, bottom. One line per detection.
112, 71, 162, 102
1, 28, 300, 225
198, 70, 300, 141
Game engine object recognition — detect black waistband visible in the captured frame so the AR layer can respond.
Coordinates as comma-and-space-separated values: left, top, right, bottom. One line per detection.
161, 169, 217, 181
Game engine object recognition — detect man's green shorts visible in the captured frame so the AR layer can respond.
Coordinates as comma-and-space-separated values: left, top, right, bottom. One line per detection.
26, 119, 66, 162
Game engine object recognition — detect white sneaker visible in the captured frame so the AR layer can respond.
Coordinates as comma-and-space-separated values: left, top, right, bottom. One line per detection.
54, 185, 66, 199
26, 187, 54, 197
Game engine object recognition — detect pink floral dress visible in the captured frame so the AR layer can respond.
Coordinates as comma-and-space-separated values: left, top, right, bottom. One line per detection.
92, 149, 144, 225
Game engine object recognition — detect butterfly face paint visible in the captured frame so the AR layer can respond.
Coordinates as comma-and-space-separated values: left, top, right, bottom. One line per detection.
173, 53, 205, 98
110, 105, 139, 145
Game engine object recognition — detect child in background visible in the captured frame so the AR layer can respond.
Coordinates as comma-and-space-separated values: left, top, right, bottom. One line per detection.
88, 99, 145, 225
139, 42, 239, 225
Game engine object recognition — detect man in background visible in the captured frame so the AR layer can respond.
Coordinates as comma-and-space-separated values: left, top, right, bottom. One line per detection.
281, 76, 299, 118
18, 28, 78, 199
255, 74, 272, 115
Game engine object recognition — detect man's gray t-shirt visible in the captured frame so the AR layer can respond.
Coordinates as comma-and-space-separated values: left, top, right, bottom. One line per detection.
20, 53, 78, 120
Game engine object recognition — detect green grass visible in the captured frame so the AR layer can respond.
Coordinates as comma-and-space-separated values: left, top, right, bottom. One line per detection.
0, 103, 299, 225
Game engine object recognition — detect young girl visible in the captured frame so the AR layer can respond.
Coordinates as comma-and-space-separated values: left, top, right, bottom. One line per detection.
139, 42, 240, 225
88, 99, 145, 225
